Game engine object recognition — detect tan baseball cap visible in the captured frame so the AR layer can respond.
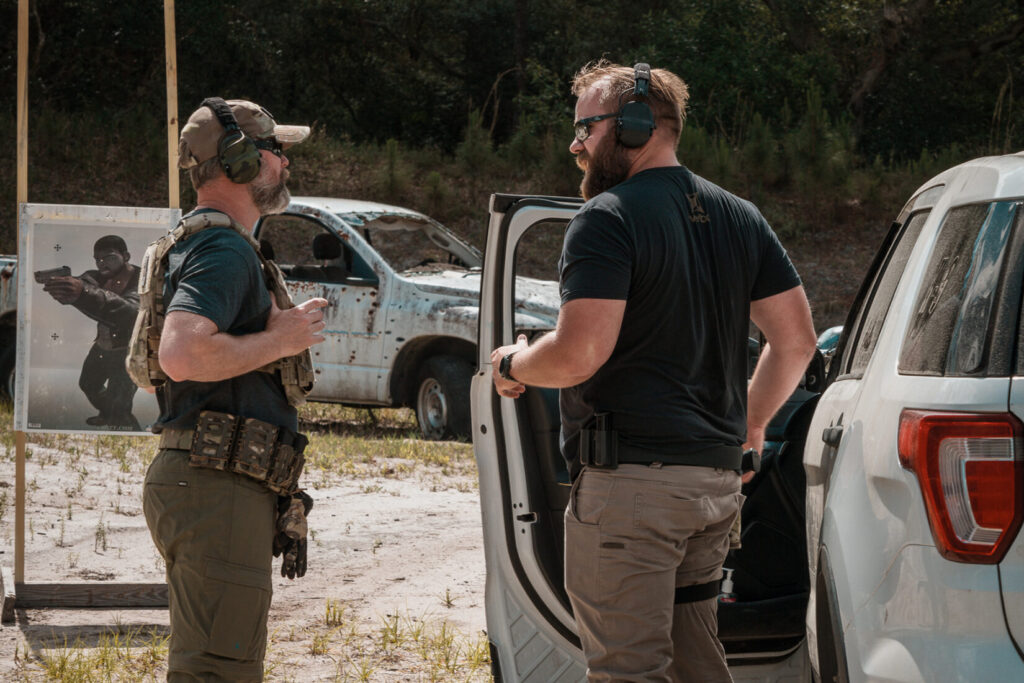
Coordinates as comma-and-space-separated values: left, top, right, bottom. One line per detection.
178, 99, 310, 168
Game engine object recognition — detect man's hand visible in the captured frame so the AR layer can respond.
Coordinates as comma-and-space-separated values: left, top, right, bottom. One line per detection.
42, 276, 84, 305
490, 334, 529, 399
273, 490, 313, 579
266, 297, 329, 357
741, 426, 765, 484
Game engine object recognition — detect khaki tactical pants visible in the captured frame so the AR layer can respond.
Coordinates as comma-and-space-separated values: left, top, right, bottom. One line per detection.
143, 449, 276, 682
564, 464, 743, 683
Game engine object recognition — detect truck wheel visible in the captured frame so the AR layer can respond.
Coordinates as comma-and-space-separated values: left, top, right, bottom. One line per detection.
0, 327, 15, 402
415, 355, 473, 441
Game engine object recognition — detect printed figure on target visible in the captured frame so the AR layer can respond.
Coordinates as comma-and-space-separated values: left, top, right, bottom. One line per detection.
37, 235, 141, 430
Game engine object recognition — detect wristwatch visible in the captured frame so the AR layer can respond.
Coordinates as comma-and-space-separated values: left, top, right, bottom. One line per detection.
499, 351, 518, 381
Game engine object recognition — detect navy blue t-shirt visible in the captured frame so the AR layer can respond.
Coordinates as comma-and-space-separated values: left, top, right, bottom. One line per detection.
154, 213, 297, 432
558, 166, 801, 464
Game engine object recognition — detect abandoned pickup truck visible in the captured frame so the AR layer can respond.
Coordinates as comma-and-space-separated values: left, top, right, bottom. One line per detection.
254, 196, 560, 439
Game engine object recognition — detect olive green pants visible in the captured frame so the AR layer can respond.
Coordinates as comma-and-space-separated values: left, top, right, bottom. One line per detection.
564, 464, 743, 682
143, 449, 276, 682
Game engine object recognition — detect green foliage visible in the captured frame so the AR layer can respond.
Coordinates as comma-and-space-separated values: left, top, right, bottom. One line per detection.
3, 0, 1021, 159
455, 109, 494, 177
378, 138, 410, 201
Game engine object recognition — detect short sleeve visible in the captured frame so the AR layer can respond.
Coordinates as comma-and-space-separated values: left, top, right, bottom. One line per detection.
750, 216, 802, 301
167, 233, 261, 332
559, 207, 633, 304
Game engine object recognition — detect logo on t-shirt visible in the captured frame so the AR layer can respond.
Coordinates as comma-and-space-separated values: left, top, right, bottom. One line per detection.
686, 192, 710, 224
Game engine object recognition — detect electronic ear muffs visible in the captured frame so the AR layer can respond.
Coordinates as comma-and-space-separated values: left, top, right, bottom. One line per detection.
616, 63, 656, 148
202, 97, 263, 184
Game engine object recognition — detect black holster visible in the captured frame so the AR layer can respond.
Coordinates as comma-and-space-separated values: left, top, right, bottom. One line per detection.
579, 412, 618, 469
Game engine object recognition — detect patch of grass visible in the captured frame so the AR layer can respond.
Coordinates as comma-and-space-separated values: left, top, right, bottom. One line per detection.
325, 598, 347, 627
298, 404, 477, 486
20, 626, 169, 681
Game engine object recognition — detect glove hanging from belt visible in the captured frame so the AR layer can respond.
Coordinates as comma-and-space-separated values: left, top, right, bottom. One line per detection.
273, 490, 313, 579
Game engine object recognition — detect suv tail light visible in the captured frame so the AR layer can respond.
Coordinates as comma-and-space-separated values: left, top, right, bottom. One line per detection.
897, 410, 1024, 564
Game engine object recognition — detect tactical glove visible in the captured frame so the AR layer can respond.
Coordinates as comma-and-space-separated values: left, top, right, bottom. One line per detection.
273, 490, 313, 579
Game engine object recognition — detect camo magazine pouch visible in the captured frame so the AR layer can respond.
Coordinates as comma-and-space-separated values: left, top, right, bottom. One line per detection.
188, 411, 239, 472
231, 418, 278, 484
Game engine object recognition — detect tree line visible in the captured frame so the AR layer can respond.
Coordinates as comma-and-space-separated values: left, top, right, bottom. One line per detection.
2, 0, 1021, 160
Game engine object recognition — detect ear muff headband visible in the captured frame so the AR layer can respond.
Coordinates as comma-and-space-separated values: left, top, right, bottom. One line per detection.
202, 97, 263, 184
616, 63, 656, 148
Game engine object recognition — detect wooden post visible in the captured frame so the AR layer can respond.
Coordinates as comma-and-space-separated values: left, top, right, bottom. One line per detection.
2, 0, 171, 622
14, 0, 29, 589
164, 0, 180, 209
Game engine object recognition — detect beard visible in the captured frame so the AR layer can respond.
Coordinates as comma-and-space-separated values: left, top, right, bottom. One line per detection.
578, 135, 631, 200
249, 168, 291, 215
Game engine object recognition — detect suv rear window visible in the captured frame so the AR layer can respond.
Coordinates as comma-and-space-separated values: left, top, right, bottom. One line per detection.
848, 211, 930, 375
900, 201, 1023, 376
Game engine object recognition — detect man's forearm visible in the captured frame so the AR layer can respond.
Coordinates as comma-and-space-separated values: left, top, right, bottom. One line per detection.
506, 332, 597, 388
746, 342, 814, 430
161, 328, 286, 382
74, 282, 140, 329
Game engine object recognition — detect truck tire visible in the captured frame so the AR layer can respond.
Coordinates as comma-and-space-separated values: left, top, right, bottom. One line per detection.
0, 326, 15, 402
415, 355, 473, 441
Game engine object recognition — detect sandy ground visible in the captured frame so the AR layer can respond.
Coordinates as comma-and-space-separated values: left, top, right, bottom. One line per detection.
0, 436, 488, 681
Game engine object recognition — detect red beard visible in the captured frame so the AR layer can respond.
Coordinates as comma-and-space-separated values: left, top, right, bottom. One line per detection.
578, 134, 631, 200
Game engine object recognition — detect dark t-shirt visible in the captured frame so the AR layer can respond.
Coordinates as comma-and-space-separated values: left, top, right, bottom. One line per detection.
154, 212, 297, 433
558, 166, 800, 465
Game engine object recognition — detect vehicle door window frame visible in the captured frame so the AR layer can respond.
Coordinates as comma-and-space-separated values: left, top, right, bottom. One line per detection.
832, 203, 933, 382
257, 212, 377, 286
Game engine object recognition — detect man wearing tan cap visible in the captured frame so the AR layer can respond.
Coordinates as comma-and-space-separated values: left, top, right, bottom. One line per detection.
138, 98, 327, 681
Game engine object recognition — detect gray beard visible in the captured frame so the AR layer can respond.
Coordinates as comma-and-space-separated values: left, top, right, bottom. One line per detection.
250, 175, 291, 215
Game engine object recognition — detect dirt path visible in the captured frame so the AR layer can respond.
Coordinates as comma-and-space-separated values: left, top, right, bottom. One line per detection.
0, 433, 489, 681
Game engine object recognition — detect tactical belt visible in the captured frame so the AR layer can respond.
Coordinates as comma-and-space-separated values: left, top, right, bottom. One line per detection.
159, 410, 308, 494
581, 441, 743, 472
617, 444, 744, 471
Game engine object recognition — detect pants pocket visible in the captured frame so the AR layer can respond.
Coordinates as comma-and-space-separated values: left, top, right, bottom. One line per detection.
203, 556, 272, 661
563, 513, 602, 604
568, 469, 614, 526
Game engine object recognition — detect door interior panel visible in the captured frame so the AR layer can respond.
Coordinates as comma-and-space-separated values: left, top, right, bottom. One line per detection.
516, 386, 571, 610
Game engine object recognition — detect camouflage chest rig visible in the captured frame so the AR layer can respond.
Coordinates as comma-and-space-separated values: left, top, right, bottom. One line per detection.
126, 211, 315, 406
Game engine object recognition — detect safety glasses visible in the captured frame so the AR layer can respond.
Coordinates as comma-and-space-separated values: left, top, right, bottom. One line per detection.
573, 113, 617, 142
253, 138, 284, 158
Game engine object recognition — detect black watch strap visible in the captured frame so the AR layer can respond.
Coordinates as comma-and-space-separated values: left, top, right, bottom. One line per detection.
499, 351, 517, 381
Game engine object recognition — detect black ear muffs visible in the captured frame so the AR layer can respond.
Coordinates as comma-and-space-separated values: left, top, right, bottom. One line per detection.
615, 63, 656, 148
202, 97, 263, 184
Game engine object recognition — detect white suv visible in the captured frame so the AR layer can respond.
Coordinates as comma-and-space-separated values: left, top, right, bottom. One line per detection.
805, 152, 1024, 681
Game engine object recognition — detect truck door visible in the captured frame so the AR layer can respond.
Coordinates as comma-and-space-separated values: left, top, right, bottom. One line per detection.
472, 194, 587, 681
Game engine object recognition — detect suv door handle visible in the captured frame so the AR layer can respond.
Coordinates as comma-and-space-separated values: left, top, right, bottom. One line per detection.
822, 425, 844, 447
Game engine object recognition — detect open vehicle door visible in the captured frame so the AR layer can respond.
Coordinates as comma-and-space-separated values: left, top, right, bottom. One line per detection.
472, 194, 814, 682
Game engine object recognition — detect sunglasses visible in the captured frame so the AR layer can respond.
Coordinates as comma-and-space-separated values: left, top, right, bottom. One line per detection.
573, 113, 617, 142
253, 138, 284, 158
